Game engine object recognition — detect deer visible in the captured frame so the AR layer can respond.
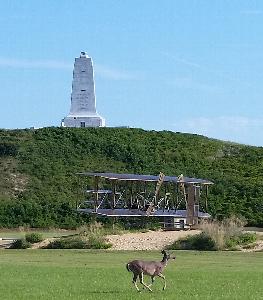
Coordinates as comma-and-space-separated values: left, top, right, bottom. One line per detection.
126, 250, 176, 292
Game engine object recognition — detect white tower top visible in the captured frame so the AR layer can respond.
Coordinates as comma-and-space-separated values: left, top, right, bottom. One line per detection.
80, 51, 90, 58
61, 52, 105, 128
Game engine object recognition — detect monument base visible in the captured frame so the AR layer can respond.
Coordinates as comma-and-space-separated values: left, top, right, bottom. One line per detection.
61, 114, 105, 128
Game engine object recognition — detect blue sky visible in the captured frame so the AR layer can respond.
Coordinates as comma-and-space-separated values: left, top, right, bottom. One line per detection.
0, 0, 262, 146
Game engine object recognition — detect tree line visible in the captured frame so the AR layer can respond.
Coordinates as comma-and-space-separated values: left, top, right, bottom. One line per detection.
0, 127, 262, 228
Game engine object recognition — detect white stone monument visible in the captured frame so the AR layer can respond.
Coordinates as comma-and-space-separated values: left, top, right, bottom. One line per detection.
62, 52, 105, 128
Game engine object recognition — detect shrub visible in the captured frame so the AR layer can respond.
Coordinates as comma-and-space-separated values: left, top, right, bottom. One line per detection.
77, 221, 124, 236
225, 232, 257, 249
46, 237, 88, 249
45, 235, 112, 249
199, 217, 247, 250
86, 234, 112, 249
167, 233, 216, 251
10, 239, 31, 249
25, 232, 43, 243
200, 221, 225, 250
239, 232, 257, 244
77, 222, 104, 236
103, 223, 125, 235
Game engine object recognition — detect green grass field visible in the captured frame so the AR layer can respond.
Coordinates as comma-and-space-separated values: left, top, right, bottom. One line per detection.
0, 250, 262, 300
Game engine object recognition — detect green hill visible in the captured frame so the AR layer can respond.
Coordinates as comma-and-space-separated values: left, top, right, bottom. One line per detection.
0, 127, 262, 228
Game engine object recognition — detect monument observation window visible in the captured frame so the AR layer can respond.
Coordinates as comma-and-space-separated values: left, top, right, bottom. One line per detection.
80, 122, 86, 128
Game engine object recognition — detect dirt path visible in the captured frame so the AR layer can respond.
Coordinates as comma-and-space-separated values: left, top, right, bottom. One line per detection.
106, 230, 200, 250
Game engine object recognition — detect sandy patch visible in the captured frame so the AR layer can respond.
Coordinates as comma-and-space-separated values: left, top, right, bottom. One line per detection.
106, 230, 201, 250
241, 241, 263, 252
30, 238, 56, 249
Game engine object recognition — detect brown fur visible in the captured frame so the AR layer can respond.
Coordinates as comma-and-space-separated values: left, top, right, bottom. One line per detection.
126, 250, 175, 292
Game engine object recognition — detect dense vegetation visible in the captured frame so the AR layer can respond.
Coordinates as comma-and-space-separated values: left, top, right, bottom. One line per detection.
0, 127, 262, 228
167, 230, 257, 251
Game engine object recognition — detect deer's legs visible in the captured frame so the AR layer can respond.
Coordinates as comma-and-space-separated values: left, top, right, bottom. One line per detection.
158, 273, 166, 290
132, 274, 140, 292
148, 276, 155, 287
139, 273, 153, 292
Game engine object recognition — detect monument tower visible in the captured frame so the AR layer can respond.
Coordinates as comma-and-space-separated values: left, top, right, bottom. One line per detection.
62, 52, 105, 127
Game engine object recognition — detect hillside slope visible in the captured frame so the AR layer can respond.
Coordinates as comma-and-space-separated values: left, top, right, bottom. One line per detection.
0, 127, 262, 227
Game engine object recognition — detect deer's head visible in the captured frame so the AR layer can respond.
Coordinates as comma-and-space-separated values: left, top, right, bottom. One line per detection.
161, 250, 176, 261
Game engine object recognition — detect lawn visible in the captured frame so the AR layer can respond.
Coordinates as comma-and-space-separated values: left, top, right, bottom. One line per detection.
0, 250, 262, 300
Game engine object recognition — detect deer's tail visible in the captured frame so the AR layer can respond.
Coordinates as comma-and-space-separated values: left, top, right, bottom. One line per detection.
126, 263, 131, 272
